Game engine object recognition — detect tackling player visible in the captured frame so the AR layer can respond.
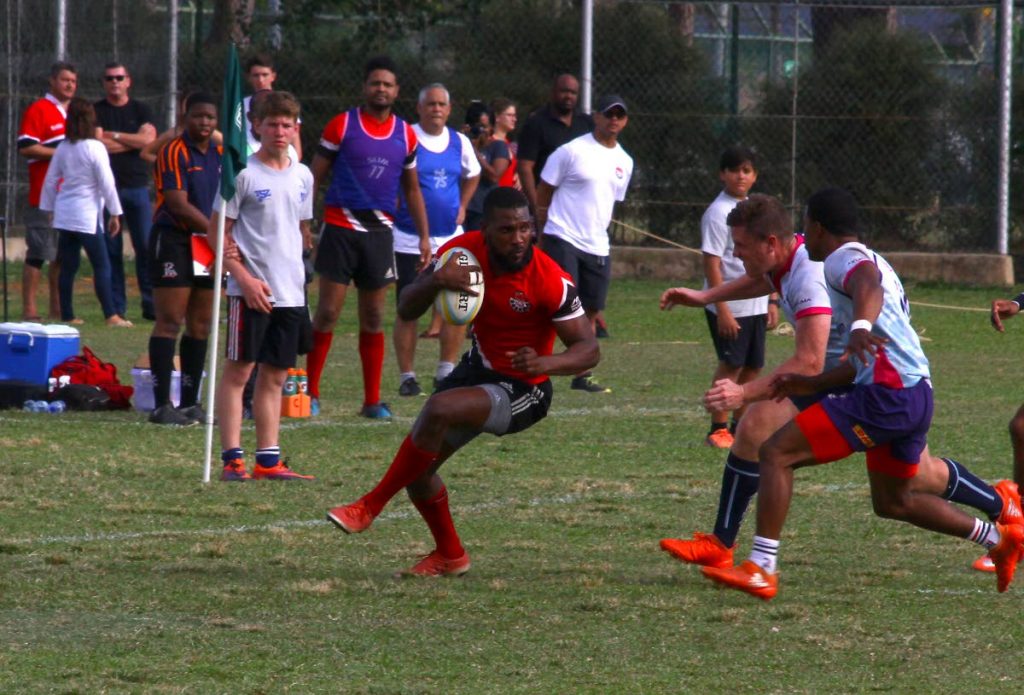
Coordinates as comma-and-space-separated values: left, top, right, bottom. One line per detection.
703, 187, 1024, 599
326, 187, 599, 577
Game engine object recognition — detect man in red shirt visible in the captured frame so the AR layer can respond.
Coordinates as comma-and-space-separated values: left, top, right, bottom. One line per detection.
327, 187, 599, 577
17, 62, 77, 321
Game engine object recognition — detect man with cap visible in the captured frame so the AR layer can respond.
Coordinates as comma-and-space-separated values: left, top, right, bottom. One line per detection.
535, 94, 633, 393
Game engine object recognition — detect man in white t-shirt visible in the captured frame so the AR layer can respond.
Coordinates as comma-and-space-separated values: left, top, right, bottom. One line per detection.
536, 94, 633, 393
700, 146, 777, 448
391, 83, 480, 397
211, 91, 315, 483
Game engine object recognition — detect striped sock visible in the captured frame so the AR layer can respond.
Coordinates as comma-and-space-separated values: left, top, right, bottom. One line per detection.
967, 518, 1000, 549
255, 446, 281, 469
749, 535, 780, 574
941, 457, 1003, 520
712, 453, 760, 547
221, 447, 244, 464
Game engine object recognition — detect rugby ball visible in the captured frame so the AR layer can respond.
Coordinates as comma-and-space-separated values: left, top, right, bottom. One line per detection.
434, 247, 484, 325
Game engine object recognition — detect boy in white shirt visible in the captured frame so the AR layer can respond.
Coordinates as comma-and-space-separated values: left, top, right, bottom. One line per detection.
700, 146, 776, 447
212, 91, 315, 481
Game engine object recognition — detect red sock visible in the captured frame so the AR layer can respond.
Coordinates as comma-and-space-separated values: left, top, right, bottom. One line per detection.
359, 330, 385, 406
306, 330, 334, 399
361, 435, 438, 516
412, 486, 464, 559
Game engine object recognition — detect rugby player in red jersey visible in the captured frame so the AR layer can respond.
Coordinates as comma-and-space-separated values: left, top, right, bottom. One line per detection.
327, 187, 599, 577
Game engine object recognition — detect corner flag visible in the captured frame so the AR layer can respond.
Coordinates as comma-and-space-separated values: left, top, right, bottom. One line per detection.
220, 43, 246, 200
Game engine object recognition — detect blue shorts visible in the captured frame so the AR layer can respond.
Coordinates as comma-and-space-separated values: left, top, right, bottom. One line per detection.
794, 379, 933, 478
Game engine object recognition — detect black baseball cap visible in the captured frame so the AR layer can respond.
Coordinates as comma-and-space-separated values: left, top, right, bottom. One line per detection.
596, 94, 627, 115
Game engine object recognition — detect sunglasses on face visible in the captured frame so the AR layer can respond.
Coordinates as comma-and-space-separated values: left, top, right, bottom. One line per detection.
104, 75, 126, 82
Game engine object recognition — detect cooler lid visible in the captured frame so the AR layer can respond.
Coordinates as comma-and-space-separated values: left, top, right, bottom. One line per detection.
0, 321, 80, 338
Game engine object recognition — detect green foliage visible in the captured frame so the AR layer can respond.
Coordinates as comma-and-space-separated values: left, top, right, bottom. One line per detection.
759, 24, 950, 249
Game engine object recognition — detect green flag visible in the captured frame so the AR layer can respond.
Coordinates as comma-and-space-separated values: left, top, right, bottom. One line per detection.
220, 43, 246, 201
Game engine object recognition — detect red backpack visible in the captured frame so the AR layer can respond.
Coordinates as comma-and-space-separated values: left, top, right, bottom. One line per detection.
49, 346, 134, 409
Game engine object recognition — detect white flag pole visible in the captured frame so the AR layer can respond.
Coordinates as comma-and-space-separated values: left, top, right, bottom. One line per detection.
201, 204, 227, 483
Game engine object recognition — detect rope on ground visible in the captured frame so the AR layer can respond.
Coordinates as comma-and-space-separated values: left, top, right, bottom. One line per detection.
611, 218, 703, 255
910, 301, 989, 314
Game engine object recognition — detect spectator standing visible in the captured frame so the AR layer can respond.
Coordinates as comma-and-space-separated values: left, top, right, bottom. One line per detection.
17, 61, 77, 321
243, 53, 302, 162
212, 91, 315, 482
699, 146, 778, 448
463, 103, 502, 233
39, 98, 130, 327
145, 93, 221, 426
392, 83, 480, 397
306, 55, 430, 418
491, 97, 519, 189
536, 95, 633, 394
515, 74, 593, 216
95, 62, 157, 321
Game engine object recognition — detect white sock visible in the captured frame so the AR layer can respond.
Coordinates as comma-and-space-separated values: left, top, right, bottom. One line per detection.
400, 371, 416, 382
968, 518, 1001, 549
749, 535, 780, 574
435, 361, 455, 380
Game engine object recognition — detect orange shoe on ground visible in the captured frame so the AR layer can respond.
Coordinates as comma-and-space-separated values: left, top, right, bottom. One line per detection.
972, 554, 996, 573
220, 459, 251, 482
993, 480, 1024, 526
397, 549, 471, 578
660, 533, 734, 569
326, 500, 375, 534
252, 460, 315, 481
701, 560, 778, 600
991, 523, 1024, 592
705, 428, 734, 448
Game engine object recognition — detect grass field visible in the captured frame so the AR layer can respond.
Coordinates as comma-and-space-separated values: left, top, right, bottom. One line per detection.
1, 264, 1022, 693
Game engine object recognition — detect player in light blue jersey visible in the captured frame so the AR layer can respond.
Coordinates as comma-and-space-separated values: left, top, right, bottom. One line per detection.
703, 187, 1024, 600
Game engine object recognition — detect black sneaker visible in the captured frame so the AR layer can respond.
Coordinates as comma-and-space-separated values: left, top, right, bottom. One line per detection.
398, 376, 423, 397
177, 404, 209, 424
571, 375, 612, 394
149, 403, 196, 426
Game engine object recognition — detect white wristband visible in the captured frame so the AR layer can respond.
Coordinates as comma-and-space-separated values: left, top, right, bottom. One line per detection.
850, 319, 873, 332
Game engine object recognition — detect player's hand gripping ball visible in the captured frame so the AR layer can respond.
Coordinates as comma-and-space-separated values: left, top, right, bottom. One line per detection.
434, 247, 484, 325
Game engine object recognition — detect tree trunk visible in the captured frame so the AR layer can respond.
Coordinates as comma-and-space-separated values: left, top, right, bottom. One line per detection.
206, 0, 255, 48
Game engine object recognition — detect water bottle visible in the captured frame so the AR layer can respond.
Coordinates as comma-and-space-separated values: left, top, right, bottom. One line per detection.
48, 400, 66, 414
283, 368, 298, 396
23, 400, 38, 412
297, 369, 308, 395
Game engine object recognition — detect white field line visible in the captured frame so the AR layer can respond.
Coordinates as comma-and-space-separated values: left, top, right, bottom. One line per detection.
7, 483, 868, 548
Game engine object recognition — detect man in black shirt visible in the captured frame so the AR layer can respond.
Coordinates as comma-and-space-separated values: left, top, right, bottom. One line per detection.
95, 62, 157, 320
516, 74, 593, 217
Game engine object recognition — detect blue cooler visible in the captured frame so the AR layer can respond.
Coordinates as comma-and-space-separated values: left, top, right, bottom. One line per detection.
0, 322, 81, 385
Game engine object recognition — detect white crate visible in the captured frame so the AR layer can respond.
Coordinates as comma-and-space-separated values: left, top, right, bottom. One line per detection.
131, 368, 204, 412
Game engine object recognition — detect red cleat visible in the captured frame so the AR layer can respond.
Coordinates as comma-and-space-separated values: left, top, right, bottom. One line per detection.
326, 500, 375, 534
397, 549, 471, 578
252, 460, 314, 481
991, 523, 1024, 593
660, 532, 734, 569
972, 554, 995, 573
220, 459, 251, 482
993, 480, 1024, 526
701, 560, 778, 600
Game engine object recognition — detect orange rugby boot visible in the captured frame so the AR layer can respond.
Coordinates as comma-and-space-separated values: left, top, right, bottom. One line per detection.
701, 560, 778, 600
990, 523, 1024, 593
660, 532, 734, 569
704, 428, 734, 449
397, 549, 471, 578
327, 500, 375, 534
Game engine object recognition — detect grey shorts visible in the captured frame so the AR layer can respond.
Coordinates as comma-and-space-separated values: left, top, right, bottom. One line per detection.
24, 206, 59, 263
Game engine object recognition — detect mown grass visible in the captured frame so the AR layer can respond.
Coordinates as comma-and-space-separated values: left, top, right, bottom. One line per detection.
0, 263, 1021, 693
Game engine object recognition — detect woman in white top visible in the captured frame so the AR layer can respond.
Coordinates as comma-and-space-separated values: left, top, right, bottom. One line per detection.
40, 97, 131, 327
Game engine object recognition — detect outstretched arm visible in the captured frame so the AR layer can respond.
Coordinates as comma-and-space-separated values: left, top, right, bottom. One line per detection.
660, 274, 773, 311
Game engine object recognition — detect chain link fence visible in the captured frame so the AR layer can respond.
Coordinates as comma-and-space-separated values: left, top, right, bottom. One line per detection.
0, 1, 1016, 254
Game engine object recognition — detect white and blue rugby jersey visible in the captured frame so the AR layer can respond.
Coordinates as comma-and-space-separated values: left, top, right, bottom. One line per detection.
823, 242, 929, 388
768, 236, 845, 370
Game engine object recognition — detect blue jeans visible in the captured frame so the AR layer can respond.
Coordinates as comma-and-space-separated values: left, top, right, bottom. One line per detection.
58, 227, 117, 320
106, 186, 154, 318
